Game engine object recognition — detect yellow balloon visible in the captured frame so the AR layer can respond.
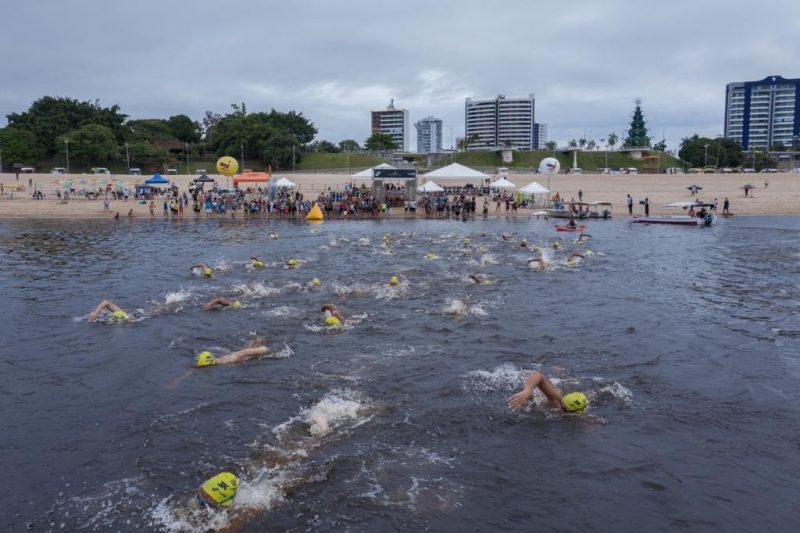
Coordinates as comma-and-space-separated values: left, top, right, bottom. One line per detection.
216, 156, 239, 177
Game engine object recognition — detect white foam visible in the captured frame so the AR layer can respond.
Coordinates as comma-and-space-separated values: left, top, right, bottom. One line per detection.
480, 253, 497, 266
301, 390, 366, 438
164, 288, 192, 305
234, 282, 281, 298
464, 363, 532, 393
265, 305, 297, 318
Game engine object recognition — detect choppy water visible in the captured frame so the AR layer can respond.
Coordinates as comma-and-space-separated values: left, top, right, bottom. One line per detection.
1, 216, 799, 531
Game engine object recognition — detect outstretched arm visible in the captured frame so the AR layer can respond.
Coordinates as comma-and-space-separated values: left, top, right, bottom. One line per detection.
568, 252, 585, 261
527, 258, 546, 271
203, 298, 231, 311
88, 300, 121, 321
216, 345, 269, 365
507, 371, 564, 411
321, 303, 344, 320
190, 263, 205, 270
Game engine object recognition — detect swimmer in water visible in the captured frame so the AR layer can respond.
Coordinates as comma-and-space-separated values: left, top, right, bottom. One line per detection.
507, 371, 588, 413
191, 263, 214, 277
469, 274, 485, 284
195, 471, 239, 509
575, 233, 592, 244
195, 337, 270, 367
88, 300, 130, 322
287, 258, 299, 269
320, 303, 343, 326
202, 298, 242, 311
566, 251, 585, 266
251, 257, 265, 268
389, 275, 400, 286
527, 257, 547, 271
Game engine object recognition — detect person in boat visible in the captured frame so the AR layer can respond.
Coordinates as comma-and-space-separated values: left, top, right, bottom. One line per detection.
688, 206, 696, 217
696, 206, 708, 218
195, 337, 270, 367
202, 298, 242, 311
508, 371, 587, 413
567, 216, 577, 228
88, 300, 130, 322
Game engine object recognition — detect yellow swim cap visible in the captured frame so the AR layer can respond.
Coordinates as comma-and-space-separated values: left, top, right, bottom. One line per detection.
287, 259, 298, 266
112, 310, 129, 320
312, 277, 321, 286
199, 471, 239, 508
202, 267, 213, 277
325, 316, 341, 327
231, 300, 242, 309
390, 276, 399, 286
552, 242, 561, 249
252, 260, 264, 268
196, 351, 216, 367
563, 392, 588, 412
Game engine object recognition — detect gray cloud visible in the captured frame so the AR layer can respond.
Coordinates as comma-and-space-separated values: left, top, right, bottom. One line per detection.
2, 0, 798, 150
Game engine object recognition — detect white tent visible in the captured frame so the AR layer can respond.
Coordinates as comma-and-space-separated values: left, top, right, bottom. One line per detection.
352, 163, 396, 180
423, 162, 490, 180
418, 180, 444, 193
275, 177, 296, 188
490, 177, 516, 189
519, 181, 550, 194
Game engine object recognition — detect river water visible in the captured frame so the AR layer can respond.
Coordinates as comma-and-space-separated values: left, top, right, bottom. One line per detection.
1, 216, 798, 532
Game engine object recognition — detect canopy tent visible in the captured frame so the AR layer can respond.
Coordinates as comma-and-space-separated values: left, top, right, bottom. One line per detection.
193, 174, 215, 183
423, 162, 490, 180
417, 180, 444, 193
275, 177, 297, 188
489, 177, 516, 189
145, 173, 170, 186
352, 163, 396, 180
233, 172, 271, 188
519, 181, 550, 194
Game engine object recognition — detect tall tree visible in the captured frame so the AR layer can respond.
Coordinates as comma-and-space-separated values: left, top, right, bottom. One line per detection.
587, 139, 597, 151
0, 127, 41, 166
544, 140, 557, 152
6, 96, 127, 156
338, 139, 360, 152
57, 124, 118, 165
623, 100, 651, 148
167, 114, 202, 143
607, 132, 618, 150
365, 132, 398, 151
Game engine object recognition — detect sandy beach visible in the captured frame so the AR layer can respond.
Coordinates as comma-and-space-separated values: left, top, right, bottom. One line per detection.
0, 171, 794, 218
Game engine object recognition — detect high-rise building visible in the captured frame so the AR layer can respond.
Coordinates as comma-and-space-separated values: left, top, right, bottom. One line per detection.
724, 75, 800, 150
371, 100, 410, 151
414, 116, 443, 153
464, 94, 535, 150
533, 123, 548, 149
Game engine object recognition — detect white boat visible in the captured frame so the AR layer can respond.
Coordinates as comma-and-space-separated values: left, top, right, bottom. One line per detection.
632, 202, 714, 226
546, 201, 612, 220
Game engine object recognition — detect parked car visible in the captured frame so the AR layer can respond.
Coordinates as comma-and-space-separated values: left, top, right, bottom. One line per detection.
166, 168, 178, 175
742, 168, 756, 173
568, 168, 583, 175
128, 168, 142, 176
50, 167, 66, 174
759, 168, 778, 173
195, 169, 207, 175
91, 167, 110, 174
20, 167, 36, 173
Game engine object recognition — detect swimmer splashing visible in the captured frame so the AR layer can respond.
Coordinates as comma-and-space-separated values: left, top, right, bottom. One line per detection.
508, 371, 587, 413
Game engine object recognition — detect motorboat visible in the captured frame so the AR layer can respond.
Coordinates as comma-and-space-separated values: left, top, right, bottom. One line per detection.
546, 201, 612, 220
631, 202, 714, 226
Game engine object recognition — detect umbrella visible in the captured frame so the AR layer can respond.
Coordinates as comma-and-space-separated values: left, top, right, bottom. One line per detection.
686, 185, 703, 190
193, 174, 215, 183
740, 184, 755, 189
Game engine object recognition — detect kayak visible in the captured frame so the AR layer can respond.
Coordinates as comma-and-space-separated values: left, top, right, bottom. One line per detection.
555, 224, 586, 232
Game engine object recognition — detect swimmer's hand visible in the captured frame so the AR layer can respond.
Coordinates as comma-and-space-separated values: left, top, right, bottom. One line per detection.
88, 311, 100, 322
508, 387, 533, 411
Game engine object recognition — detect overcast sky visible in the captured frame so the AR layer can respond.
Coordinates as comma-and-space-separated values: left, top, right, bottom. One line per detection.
2, 0, 798, 151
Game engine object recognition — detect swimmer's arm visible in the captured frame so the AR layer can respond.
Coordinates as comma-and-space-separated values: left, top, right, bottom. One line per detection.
202, 298, 231, 311
190, 263, 205, 270
88, 300, 120, 321
508, 371, 563, 411
216, 346, 269, 365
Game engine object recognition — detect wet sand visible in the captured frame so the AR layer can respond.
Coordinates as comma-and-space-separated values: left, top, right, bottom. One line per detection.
0, 171, 791, 218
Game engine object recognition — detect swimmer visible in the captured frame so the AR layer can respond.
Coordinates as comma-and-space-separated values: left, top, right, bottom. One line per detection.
287, 258, 299, 269
202, 298, 242, 311
507, 371, 588, 413
575, 233, 592, 244
424, 253, 439, 261
251, 257, 265, 269
311, 277, 321, 287
527, 257, 547, 271
191, 263, 214, 277
501, 233, 512, 241
566, 251, 585, 266
196, 471, 239, 509
468, 274, 486, 284
389, 275, 400, 286
195, 337, 270, 367
519, 239, 529, 248
88, 300, 130, 322
551, 241, 561, 250
320, 303, 343, 326
270, 232, 279, 239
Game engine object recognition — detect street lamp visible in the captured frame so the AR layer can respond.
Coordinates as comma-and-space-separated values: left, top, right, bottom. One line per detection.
715, 137, 722, 171
185, 143, 190, 175
125, 141, 130, 171
65, 139, 70, 173
0, 146, 3, 174
704, 143, 709, 168
794, 135, 799, 170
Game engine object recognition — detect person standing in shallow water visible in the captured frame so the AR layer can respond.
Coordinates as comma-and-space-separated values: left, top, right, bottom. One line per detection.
644, 197, 650, 217
723, 197, 730, 214
627, 194, 633, 215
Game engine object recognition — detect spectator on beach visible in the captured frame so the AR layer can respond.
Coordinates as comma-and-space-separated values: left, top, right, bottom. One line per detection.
507, 371, 588, 413
644, 197, 650, 217
578, 189, 583, 201
627, 194, 633, 215
723, 197, 730, 214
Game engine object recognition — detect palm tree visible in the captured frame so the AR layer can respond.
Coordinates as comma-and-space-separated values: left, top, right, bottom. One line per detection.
607, 132, 618, 151
568, 139, 578, 148
587, 139, 597, 151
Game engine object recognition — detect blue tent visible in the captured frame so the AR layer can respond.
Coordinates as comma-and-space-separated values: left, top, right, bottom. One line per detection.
145, 173, 170, 185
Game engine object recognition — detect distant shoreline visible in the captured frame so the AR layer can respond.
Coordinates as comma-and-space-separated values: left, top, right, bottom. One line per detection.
0, 171, 791, 218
